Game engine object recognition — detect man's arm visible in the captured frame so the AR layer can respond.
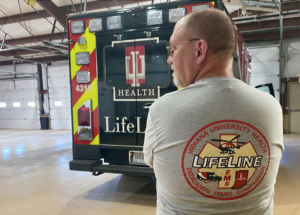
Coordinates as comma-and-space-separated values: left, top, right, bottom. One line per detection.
143, 111, 156, 167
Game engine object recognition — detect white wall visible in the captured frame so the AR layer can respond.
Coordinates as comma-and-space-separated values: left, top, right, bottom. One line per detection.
48, 64, 72, 129
0, 64, 40, 129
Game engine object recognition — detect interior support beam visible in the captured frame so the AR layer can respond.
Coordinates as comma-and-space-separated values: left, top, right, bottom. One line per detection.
236, 17, 300, 32
5, 33, 64, 46
0, 46, 67, 57
37, 0, 67, 28
0, 0, 147, 26
230, 9, 270, 18
229, 1, 300, 18
242, 29, 300, 42
0, 56, 68, 66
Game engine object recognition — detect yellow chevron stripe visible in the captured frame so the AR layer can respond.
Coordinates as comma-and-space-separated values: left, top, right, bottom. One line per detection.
72, 78, 98, 135
70, 26, 96, 80
90, 134, 99, 145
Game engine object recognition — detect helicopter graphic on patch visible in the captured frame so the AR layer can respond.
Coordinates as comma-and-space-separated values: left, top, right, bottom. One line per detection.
212, 135, 246, 154
182, 120, 270, 200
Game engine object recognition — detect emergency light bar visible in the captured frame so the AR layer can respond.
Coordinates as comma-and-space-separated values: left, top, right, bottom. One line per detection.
147, 10, 163, 25
76, 71, 91, 84
89, 18, 103, 32
76, 52, 90, 65
107, 16, 122, 30
169, 8, 186, 23
192, 4, 211, 12
71, 20, 85, 34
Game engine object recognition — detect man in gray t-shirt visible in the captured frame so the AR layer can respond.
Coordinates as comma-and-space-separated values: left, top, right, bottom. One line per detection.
143, 9, 283, 215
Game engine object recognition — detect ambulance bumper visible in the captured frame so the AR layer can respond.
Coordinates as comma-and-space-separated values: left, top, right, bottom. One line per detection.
69, 159, 155, 177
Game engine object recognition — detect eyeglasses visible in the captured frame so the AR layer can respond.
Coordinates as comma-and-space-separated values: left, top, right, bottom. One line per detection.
166, 38, 200, 56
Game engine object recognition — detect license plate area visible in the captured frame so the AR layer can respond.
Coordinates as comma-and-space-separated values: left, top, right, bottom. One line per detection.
129, 151, 145, 166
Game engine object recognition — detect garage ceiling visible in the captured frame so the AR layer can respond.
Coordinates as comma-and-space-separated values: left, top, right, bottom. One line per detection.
0, 0, 299, 65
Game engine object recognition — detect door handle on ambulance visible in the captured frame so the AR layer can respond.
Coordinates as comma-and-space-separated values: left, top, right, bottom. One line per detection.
143, 103, 152, 110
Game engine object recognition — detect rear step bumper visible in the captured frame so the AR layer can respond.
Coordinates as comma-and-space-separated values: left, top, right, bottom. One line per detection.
69, 159, 154, 177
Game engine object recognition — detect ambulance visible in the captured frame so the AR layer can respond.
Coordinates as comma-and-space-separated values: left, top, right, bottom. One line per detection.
68, 0, 273, 177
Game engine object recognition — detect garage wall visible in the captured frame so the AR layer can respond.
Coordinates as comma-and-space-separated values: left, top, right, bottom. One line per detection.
48, 64, 72, 129
249, 45, 280, 101
0, 64, 40, 129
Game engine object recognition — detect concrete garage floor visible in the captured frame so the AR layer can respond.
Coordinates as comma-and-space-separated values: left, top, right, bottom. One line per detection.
0, 130, 299, 215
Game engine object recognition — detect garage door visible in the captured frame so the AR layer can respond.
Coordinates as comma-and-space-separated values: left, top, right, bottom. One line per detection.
0, 65, 39, 129
48, 65, 71, 129
250, 45, 280, 101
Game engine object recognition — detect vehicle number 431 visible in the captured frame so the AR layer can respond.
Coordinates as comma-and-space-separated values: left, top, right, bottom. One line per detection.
75, 85, 92, 92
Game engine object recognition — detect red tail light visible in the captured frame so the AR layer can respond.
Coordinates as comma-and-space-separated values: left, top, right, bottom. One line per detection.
78, 106, 91, 126
77, 100, 93, 141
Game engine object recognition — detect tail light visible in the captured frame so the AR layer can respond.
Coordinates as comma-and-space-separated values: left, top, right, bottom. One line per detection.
78, 100, 93, 140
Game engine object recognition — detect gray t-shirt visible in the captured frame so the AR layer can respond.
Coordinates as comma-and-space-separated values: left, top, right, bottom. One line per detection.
143, 77, 284, 215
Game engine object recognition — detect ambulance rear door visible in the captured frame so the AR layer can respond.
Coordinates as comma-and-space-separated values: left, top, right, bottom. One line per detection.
98, 31, 139, 146
134, 29, 177, 146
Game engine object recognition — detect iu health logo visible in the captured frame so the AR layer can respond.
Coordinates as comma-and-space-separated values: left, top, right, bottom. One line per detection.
182, 120, 270, 200
111, 38, 161, 102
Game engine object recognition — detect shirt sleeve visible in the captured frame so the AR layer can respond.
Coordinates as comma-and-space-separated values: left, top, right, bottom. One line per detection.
143, 111, 156, 167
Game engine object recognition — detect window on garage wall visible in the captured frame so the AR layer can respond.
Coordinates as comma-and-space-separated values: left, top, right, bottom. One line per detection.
12, 102, 21, 108
0, 102, 6, 108
27, 102, 36, 107
54, 101, 63, 107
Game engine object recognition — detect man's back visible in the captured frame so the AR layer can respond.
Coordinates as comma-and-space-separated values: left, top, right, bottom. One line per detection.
144, 77, 283, 215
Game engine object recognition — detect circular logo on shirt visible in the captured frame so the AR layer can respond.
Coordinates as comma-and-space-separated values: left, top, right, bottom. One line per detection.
181, 120, 270, 200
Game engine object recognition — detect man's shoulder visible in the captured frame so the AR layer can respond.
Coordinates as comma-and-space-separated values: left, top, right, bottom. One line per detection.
246, 84, 280, 106
150, 89, 184, 111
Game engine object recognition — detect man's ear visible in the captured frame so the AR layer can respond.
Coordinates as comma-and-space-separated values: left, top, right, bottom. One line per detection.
196, 40, 208, 65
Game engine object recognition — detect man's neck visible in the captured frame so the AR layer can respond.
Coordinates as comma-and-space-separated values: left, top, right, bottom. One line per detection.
192, 56, 235, 84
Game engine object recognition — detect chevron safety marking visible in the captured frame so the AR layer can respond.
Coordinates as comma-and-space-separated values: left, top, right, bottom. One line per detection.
69, 17, 99, 145
70, 27, 96, 80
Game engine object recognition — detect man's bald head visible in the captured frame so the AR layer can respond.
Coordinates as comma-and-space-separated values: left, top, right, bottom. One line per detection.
179, 9, 237, 61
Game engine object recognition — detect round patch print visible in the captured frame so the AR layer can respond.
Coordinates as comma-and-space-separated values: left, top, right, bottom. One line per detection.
181, 120, 270, 200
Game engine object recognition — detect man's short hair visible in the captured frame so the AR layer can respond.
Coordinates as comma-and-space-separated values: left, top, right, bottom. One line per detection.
183, 9, 237, 61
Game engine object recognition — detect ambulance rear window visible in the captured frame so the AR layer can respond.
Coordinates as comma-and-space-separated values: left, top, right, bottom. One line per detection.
104, 42, 169, 88
104, 46, 126, 87
145, 42, 169, 88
